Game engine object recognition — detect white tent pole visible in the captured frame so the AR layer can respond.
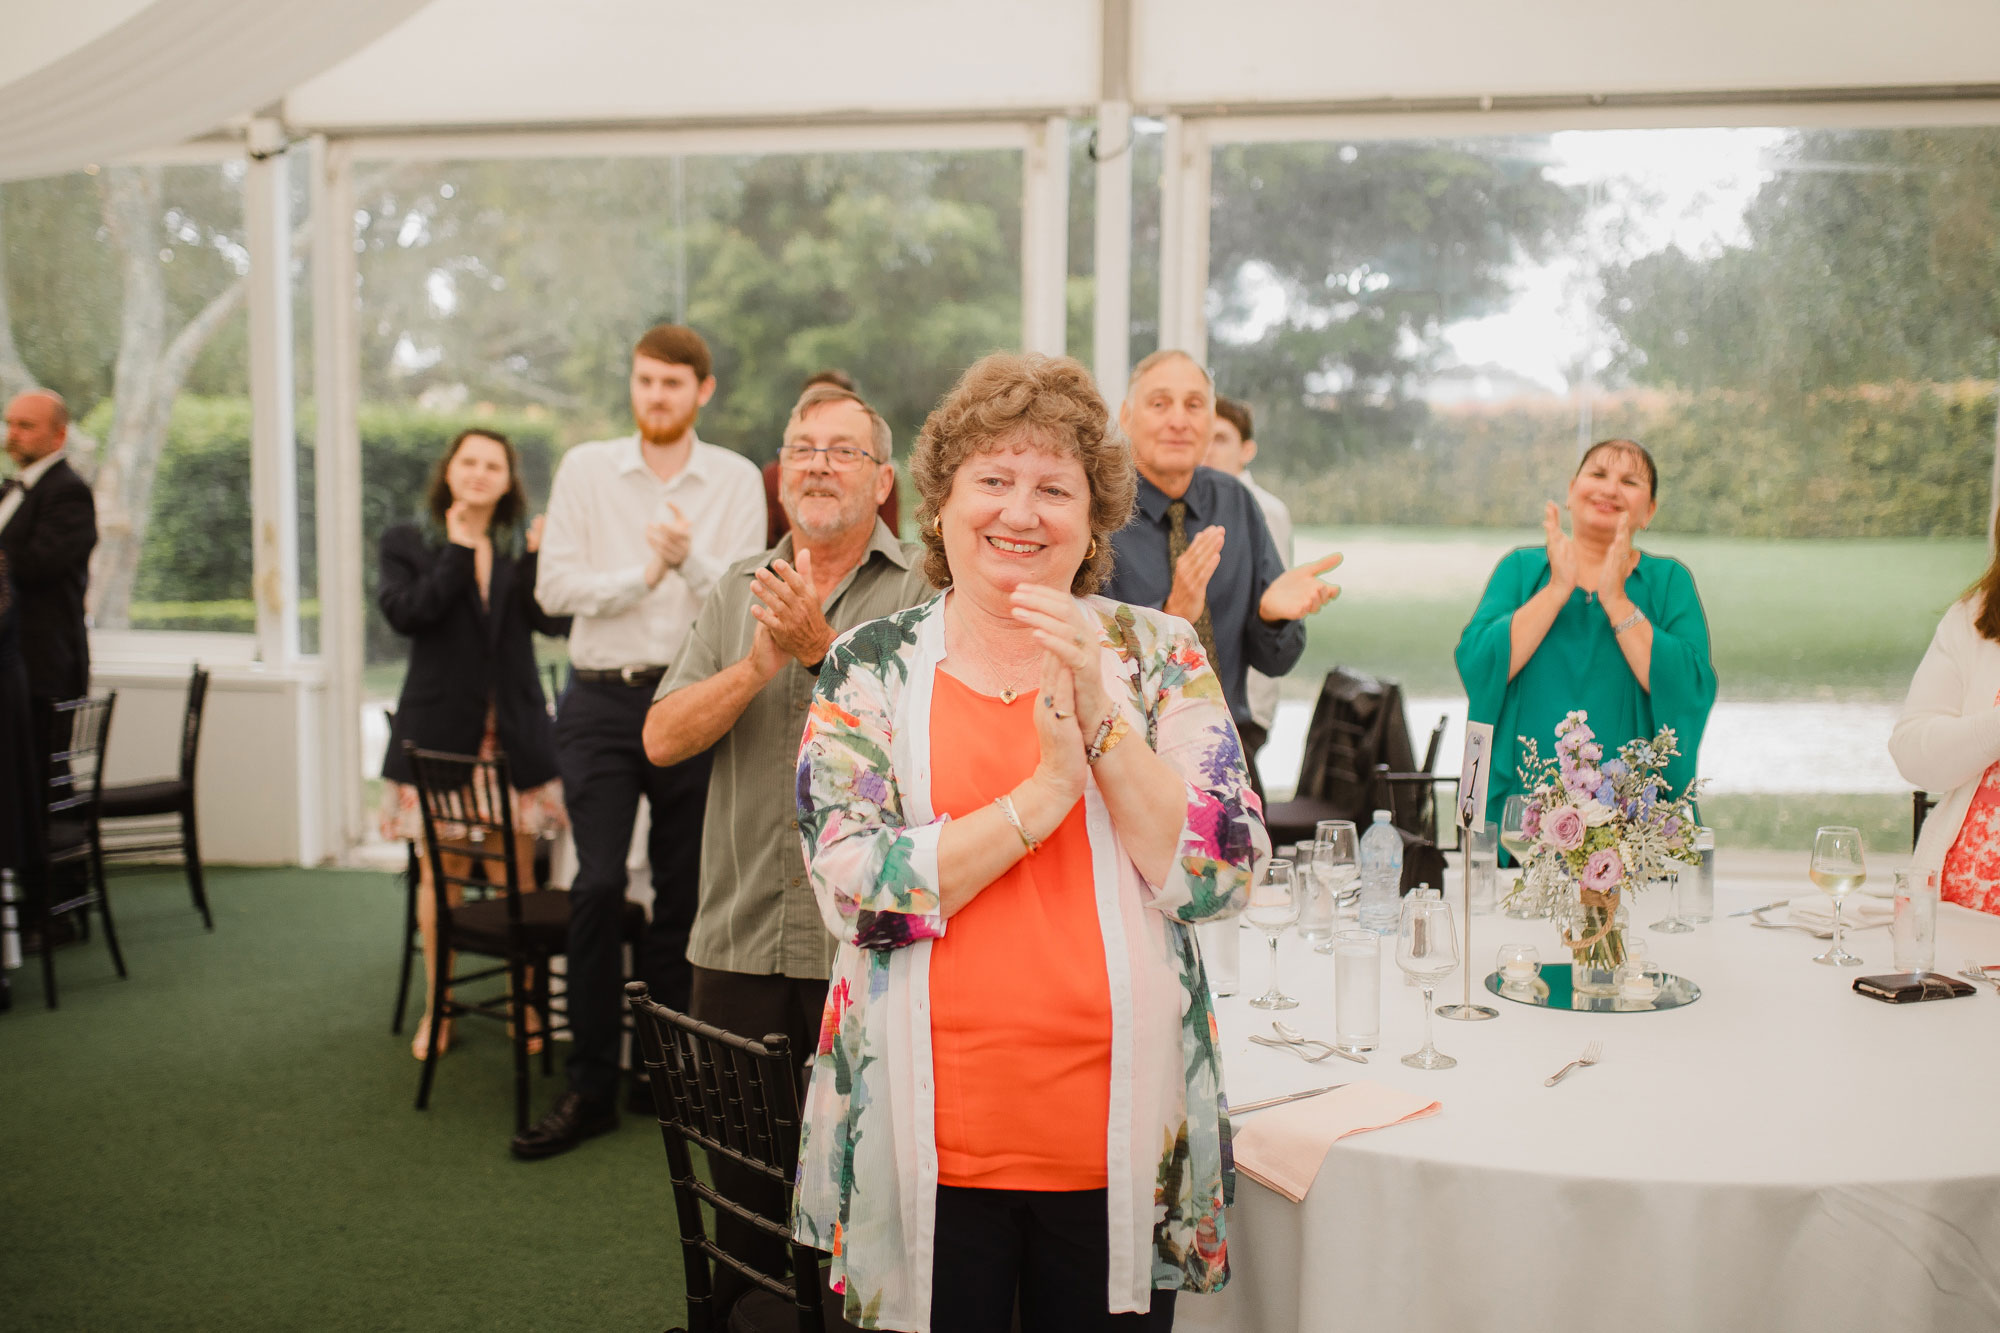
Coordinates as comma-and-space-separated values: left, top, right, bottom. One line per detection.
1158, 115, 1211, 364
311, 136, 365, 857
246, 118, 300, 666
1092, 0, 1133, 394
1021, 116, 1070, 356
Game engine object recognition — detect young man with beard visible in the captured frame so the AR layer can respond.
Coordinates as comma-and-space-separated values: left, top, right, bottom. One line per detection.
641, 383, 930, 1320
522, 325, 766, 1159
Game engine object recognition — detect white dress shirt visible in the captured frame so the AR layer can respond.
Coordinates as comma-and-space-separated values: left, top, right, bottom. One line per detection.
1239, 469, 1295, 731
535, 434, 766, 670
0, 446, 67, 536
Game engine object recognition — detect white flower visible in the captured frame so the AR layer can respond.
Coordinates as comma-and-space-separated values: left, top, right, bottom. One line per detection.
1579, 799, 1619, 827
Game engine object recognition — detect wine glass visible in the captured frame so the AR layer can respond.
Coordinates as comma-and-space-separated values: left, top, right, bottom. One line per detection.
1245, 858, 1300, 1009
1809, 825, 1867, 967
1650, 871, 1693, 934
1395, 890, 1460, 1069
1310, 821, 1359, 950
1500, 795, 1541, 919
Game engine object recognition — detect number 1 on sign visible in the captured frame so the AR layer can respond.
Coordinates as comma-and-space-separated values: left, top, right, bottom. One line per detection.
1458, 722, 1494, 832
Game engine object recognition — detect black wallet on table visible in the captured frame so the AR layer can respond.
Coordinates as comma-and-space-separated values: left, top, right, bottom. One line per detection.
1853, 972, 1976, 1004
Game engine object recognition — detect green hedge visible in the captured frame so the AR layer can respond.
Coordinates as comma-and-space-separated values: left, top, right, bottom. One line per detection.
100, 397, 566, 658
1279, 382, 1995, 536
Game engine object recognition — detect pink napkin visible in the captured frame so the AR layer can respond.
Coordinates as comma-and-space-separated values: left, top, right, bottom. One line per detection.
1231, 1080, 1442, 1202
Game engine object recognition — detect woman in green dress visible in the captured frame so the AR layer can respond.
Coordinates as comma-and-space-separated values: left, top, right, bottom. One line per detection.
1455, 439, 1717, 832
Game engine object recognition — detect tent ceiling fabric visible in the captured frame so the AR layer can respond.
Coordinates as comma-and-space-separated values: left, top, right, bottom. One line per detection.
0, 0, 429, 183
4, 0, 2000, 180
285, 0, 1101, 132
1134, 0, 2000, 106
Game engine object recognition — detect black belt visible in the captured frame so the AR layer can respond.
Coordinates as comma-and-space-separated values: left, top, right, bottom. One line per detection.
573, 665, 668, 688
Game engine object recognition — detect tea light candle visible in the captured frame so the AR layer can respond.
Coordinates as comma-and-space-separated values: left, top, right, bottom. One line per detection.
1503, 957, 1537, 981
1619, 968, 1658, 1000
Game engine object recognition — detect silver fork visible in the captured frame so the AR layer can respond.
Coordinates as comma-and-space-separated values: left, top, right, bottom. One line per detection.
1272, 1020, 1369, 1065
1961, 960, 2000, 992
1545, 1040, 1603, 1086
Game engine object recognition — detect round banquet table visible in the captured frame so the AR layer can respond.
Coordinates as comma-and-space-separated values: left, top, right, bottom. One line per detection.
1176, 877, 2000, 1333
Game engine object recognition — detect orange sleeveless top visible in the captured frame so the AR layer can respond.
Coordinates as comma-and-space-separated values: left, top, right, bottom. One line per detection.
927, 669, 1112, 1191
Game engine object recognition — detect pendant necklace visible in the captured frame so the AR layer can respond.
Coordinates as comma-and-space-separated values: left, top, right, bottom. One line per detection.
951, 601, 1030, 704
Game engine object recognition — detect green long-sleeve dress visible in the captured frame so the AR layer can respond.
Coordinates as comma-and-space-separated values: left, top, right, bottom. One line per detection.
1455, 547, 1718, 831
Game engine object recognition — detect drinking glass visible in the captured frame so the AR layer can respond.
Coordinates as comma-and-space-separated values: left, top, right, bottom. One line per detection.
1245, 858, 1300, 1009
1333, 929, 1381, 1052
1466, 825, 1498, 916
1395, 891, 1460, 1069
1891, 868, 1939, 973
1295, 842, 1334, 946
1685, 826, 1716, 922
1808, 825, 1867, 967
1500, 795, 1542, 918
1310, 821, 1360, 950
1194, 918, 1240, 997
1650, 871, 1693, 934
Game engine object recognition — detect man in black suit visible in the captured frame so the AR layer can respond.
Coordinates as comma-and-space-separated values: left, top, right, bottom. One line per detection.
1, 390, 97, 710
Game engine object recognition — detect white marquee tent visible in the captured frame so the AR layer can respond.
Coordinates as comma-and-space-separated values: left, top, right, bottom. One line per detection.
6, 0, 1998, 863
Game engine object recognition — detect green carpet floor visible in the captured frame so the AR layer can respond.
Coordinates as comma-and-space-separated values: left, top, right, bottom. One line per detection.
2, 867, 686, 1332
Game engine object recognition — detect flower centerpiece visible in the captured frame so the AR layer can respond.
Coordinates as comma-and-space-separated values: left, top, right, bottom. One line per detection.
1508, 711, 1704, 995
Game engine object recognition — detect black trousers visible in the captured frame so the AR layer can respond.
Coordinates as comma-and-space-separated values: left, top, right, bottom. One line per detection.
932, 1186, 1177, 1333
555, 676, 711, 1102
687, 966, 832, 1322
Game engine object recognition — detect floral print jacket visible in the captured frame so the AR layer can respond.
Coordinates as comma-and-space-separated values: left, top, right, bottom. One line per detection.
792, 592, 1267, 1332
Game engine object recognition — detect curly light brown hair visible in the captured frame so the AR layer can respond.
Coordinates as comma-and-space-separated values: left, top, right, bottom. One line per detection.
911, 352, 1135, 595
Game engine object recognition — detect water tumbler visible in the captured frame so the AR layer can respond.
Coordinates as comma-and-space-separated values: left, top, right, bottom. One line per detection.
1891, 868, 1938, 973
1197, 918, 1241, 997
1685, 826, 1716, 923
1333, 929, 1381, 1052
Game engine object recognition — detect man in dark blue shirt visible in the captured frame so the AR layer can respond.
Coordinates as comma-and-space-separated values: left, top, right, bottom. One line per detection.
1103, 351, 1341, 793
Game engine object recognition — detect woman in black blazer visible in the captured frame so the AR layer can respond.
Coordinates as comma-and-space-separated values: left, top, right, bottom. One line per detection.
378, 428, 569, 1059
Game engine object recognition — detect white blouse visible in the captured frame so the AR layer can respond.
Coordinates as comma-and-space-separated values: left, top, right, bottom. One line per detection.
1890, 596, 2000, 872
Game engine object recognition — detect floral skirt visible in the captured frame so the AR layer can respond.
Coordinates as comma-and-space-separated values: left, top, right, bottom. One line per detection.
378, 708, 567, 845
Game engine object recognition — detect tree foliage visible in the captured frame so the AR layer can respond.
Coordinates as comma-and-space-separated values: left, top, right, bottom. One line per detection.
1603, 128, 2000, 393
1207, 138, 1583, 474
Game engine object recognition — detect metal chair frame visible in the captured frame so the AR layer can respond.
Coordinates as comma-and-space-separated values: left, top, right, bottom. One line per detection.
26, 693, 124, 1008
625, 981, 825, 1333
97, 664, 212, 929
404, 744, 560, 1134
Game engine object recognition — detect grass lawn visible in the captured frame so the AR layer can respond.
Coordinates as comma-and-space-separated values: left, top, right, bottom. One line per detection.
1292, 527, 1985, 701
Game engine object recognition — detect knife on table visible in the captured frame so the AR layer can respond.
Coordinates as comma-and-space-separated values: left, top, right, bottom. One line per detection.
1229, 1084, 1348, 1115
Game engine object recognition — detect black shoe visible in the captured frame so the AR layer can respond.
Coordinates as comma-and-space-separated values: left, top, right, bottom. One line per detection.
510, 1091, 618, 1160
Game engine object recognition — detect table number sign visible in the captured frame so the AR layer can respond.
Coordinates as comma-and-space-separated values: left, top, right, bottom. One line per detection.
1457, 722, 1494, 833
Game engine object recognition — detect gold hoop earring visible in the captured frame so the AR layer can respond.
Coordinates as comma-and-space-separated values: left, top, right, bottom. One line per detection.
1087, 537, 1098, 559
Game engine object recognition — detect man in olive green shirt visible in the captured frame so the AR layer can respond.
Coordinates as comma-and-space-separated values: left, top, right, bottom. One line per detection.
644, 382, 932, 1053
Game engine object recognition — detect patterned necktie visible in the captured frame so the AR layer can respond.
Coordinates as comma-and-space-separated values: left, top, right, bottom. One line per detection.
1165, 498, 1220, 669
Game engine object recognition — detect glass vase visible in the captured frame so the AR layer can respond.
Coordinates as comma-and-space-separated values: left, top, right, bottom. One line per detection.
1567, 895, 1627, 997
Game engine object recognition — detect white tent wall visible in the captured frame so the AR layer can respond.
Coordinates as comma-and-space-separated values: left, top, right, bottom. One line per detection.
7, 0, 1998, 863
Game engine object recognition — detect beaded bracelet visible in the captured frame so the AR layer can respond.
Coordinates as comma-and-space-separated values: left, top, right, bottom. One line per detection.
1612, 607, 1647, 637
994, 793, 1039, 853
1084, 711, 1131, 765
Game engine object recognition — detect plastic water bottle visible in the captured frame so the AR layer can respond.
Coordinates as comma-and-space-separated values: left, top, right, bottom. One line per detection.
1358, 810, 1403, 935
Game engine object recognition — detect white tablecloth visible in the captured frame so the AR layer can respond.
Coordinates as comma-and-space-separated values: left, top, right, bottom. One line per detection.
1178, 880, 2000, 1333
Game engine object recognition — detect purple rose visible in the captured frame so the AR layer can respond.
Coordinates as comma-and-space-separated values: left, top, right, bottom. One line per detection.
1581, 847, 1624, 892
1543, 805, 1586, 851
